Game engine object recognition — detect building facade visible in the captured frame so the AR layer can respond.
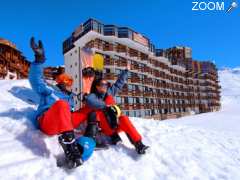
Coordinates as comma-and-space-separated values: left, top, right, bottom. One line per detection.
63, 19, 221, 119
43, 66, 65, 80
0, 38, 30, 79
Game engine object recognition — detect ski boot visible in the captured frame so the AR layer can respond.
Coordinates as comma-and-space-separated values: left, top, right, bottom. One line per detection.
58, 131, 83, 169
134, 141, 149, 155
84, 112, 108, 150
110, 133, 122, 145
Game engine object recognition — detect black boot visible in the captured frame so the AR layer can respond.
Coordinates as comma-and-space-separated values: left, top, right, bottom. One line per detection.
84, 112, 108, 149
58, 131, 83, 169
84, 112, 98, 139
110, 133, 122, 145
134, 141, 149, 155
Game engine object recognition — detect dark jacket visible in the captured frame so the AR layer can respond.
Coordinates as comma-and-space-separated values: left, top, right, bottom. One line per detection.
85, 69, 128, 109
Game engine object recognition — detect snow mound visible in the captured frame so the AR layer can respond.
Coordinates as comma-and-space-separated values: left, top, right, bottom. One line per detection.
219, 68, 240, 105
0, 68, 239, 180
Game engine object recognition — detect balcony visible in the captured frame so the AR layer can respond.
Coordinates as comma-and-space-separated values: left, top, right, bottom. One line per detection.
119, 89, 130, 96
131, 63, 140, 71
116, 58, 127, 67
140, 53, 148, 61
103, 42, 114, 51
129, 76, 141, 84
103, 73, 116, 80
93, 39, 104, 50
144, 104, 152, 109
116, 44, 127, 54
143, 78, 153, 86
132, 90, 142, 96
0, 66, 7, 75
9, 62, 21, 70
143, 91, 153, 97
123, 104, 134, 110
104, 57, 114, 66
128, 48, 139, 58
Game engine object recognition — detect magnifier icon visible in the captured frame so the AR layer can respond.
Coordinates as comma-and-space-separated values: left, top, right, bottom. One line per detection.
226, 1, 238, 13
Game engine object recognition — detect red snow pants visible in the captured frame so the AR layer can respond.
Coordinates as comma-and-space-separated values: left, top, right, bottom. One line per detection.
39, 97, 142, 143
94, 95, 142, 143
39, 100, 90, 135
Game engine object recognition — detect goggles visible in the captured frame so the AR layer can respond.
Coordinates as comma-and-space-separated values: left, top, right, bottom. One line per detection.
56, 73, 73, 87
82, 67, 95, 77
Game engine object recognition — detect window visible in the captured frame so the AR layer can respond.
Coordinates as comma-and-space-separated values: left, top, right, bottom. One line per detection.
91, 20, 103, 33
116, 96, 122, 104
115, 69, 121, 74
128, 84, 133, 91
104, 25, 116, 36
136, 98, 140, 104
129, 97, 133, 104
105, 68, 110, 73
124, 97, 128, 104
83, 19, 93, 32
118, 27, 133, 39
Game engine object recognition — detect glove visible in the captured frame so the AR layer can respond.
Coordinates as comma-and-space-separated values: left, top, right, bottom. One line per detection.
30, 37, 46, 63
108, 105, 121, 117
104, 105, 121, 129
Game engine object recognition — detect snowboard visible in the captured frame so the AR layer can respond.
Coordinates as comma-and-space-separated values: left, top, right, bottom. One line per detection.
80, 47, 104, 96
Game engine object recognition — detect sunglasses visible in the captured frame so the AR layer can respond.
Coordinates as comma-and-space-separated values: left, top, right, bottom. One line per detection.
98, 82, 108, 88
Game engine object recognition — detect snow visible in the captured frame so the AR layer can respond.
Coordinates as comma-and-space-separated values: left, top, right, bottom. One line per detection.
0, 68, 240, 180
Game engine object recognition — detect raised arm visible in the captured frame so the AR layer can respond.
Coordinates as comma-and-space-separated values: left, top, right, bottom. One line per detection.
29, 62, 52, 95
107, 69, 128, 96
28, 37, 52, 95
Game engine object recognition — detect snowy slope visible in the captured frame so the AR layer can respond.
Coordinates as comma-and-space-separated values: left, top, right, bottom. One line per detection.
0, 68, 239, 180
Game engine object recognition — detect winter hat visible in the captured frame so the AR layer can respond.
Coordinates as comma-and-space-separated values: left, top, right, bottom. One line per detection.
56, 73, 73, 87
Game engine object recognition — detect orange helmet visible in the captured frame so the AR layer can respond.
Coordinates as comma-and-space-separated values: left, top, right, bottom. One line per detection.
56, 73, 73, 87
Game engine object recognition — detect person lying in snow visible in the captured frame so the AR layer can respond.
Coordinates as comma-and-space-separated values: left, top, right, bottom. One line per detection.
83, 65, 149, 154
28, 37, 95, 169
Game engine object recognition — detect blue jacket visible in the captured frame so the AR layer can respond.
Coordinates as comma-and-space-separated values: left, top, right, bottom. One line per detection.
29, 62, 75, 126
85, 69, 128, 109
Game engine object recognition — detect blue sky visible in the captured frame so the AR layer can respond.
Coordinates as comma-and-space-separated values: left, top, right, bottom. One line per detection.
0, 0, 239, 68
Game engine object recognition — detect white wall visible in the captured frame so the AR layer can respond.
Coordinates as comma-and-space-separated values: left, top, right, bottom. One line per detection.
64, 47, 81, 109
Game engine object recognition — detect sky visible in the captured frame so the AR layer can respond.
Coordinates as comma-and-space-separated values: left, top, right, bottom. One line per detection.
0, 0, 239, 68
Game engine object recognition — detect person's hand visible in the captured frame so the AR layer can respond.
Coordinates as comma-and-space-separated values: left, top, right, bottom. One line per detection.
30, 37, 46, 63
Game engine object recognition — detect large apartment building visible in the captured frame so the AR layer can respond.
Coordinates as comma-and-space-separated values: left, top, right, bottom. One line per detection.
0, 38, 30, 79
43, 66, 65, 80
63, 19, 221, 119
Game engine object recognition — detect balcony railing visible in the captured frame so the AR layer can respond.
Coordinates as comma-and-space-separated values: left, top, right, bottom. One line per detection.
116, 44, 127, 53
103, 42, 114, 51
104, 58, 114, 66
103, 73, 116, 80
